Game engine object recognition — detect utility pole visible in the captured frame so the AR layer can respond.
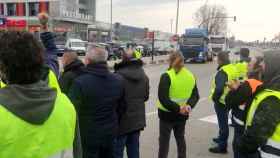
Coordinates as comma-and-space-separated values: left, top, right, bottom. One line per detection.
25, 0, 29, 31
110, 0, 113, 41
170, 19, 173, 33
175, 0, 179, 35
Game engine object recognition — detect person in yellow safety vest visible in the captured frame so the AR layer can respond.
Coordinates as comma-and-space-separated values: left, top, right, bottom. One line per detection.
235, 48, 251, 81
134, 48, 142, 59
236, 51, 280, 158
0, 69, 61, 92
0, 31, 79, 158
157, 52, 200, 158
209, 52, 239, 154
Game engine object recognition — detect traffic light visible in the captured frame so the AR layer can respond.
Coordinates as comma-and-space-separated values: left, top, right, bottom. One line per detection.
233, 16, 237, 22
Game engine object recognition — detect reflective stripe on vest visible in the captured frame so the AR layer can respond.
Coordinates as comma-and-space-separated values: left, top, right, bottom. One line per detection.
261, 139, 280, 158
0, 70, 61, 92
232, 115, 245, 126
157, 67, 195, 112
246, 89, 280, 158
0, 92, 76, 158
210, 64, 239, 105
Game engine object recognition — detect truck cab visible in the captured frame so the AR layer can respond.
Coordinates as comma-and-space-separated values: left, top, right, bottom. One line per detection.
209, 35, 229, 56
179, 28, 212, 63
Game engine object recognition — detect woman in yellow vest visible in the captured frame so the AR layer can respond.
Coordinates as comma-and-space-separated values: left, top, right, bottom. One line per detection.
157, 52, 200, 158
0, 31, 78, 158
237, 51, 280, 158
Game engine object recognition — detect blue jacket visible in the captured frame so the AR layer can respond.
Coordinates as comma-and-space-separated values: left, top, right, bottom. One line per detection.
69, 63, 125, 141
40, 32, 59, 77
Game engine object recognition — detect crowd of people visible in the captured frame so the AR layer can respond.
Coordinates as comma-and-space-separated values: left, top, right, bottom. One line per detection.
0, 13, 280, 158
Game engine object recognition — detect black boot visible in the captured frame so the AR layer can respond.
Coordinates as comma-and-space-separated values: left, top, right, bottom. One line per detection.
209, 146, 228, 154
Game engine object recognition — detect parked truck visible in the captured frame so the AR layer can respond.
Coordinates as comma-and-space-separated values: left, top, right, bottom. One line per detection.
179, 28, 212, 63
208, 35, 229, 56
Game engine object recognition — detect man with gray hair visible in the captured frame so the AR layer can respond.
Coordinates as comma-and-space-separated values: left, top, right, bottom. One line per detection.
69, 45, 125, 158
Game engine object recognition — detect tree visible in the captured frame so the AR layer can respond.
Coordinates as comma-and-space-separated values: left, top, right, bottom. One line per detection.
194, 4, 228, 35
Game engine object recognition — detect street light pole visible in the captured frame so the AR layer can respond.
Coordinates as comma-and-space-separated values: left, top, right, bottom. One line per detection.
175, 0, 179, 35
110, 0, 113, 41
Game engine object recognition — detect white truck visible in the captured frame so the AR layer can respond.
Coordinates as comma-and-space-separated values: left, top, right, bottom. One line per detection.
154, 31, 175, 55
208, 35, 229, 55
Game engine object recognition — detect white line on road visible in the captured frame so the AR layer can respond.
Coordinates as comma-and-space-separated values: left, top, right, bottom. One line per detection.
145, 97, 208, 117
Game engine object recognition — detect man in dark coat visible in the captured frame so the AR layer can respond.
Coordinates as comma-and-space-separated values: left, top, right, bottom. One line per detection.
59, 50, 84, 96
69, 45, 125, 158
114, 49, 149, 158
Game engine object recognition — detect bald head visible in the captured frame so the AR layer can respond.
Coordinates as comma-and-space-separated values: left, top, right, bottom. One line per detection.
62, 51, 78, 68
85, 45, 108, 65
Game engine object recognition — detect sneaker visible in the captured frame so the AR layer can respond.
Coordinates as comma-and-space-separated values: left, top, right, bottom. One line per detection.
209, 146, 228, 154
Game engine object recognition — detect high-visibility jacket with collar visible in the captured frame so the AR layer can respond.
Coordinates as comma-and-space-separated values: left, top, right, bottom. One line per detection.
134, 50, 142, 59
0, 92, 76, 158
0, 70, 61, 92
235, 61, 248, 81
231, 79, 263, 127
210, 64, 239, 105
157, 67, 196, 112
246, 89, 280, 158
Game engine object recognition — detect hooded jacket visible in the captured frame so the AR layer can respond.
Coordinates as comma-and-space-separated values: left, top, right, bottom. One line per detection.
59, 59, 84, 95
0, 80, 79, 158
114, 60, 149, 135
237, 51, 280, 154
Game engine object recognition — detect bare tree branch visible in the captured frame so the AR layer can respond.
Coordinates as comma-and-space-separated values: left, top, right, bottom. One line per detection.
193, 4, 228, 35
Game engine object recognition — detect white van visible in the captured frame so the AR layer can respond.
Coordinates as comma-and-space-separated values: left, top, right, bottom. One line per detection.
65, 38, 87, 56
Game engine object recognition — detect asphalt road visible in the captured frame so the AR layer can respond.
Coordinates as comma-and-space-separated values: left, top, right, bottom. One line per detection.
139, 50, 264, 158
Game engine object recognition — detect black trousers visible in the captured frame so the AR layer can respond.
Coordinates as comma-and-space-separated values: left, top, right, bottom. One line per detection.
158, 119, 187, 158
233, 127, 260, 158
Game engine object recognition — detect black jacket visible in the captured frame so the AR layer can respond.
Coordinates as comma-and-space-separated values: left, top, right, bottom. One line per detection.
68, 63, 125, 146
226, 81, 264, 129
157, 69, 200, 122
114, 60, 149, 135
59, 59, 84, 96
237, 51, 280, 154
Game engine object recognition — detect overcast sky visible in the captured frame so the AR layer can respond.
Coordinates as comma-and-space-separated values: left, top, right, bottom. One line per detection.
96, 0, 280, 41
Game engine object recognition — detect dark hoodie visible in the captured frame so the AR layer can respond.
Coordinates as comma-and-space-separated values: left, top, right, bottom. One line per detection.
237, 51, 280, 154
59, 59, 84, 95
114, 59, 149, 135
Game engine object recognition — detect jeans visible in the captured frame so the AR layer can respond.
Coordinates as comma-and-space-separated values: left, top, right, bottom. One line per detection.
233, 127, 260, 158
114, 131, 140, 158
214, 102, 229, 149
158, 119, 187, 158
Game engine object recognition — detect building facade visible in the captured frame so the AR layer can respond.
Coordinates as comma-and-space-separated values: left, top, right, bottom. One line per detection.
0, 0, 96, 40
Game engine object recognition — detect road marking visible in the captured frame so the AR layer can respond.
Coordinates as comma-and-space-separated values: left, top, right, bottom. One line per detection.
145, 97, 208, 117
199, 114, 232, 125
